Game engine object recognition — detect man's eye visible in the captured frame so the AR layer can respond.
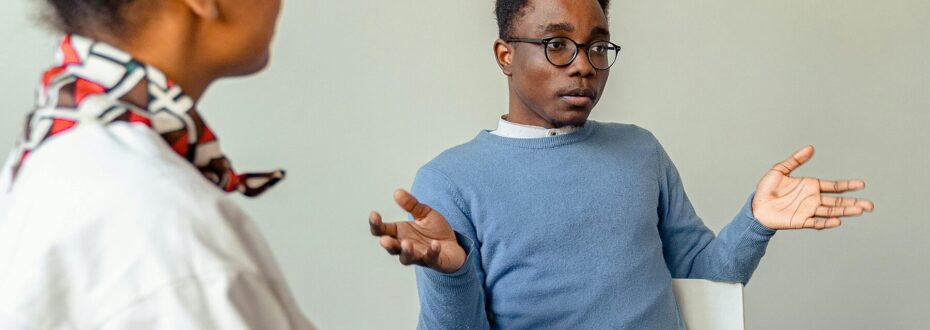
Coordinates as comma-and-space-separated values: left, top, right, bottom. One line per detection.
592, 46, 608, 54
547, 41, 567, 50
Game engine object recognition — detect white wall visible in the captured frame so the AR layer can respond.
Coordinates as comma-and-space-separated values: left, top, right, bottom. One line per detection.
2, 1, 928, 329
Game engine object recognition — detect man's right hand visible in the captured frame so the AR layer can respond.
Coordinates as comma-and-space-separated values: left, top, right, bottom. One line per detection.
369, 189, 467, 274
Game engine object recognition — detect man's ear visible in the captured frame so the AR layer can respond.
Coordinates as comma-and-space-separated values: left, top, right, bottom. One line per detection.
181, 0, 220, 19
494, 39, 514, 77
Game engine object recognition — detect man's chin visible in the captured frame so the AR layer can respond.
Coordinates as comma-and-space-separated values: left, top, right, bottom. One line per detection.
552, 109, 592, 127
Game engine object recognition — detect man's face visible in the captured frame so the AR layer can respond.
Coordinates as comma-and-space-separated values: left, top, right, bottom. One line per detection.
502, 0, 611, 128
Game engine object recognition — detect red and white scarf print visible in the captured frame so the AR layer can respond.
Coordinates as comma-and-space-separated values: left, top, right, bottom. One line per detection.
9, 35, 284, 197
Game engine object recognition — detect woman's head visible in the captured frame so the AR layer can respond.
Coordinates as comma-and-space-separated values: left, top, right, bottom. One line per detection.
43, 0, 283, 81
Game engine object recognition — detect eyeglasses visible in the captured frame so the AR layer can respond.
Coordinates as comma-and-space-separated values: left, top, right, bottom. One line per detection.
506, 37, 621, 70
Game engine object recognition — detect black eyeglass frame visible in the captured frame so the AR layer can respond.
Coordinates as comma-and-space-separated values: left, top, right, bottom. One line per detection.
506, 37, 621, 70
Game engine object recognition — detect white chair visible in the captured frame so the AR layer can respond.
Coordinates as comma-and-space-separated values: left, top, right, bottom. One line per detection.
672, 279, 745, 330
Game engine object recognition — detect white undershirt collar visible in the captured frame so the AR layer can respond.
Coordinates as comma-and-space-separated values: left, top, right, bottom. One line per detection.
491, 115, 580, 139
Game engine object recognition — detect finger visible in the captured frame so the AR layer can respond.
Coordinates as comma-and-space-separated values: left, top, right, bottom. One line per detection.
423, 240, 442, 269
802, 217, 841, 230
369, 211, 383, 235
821, 197, 875, 212
818, 179, 866, 193
394, 189, 433, 219
368, 211, 398, 237
814, 206, 864, 218
399, 240, 424, 266
771, 145, 815, 175
379, 236, 402, 255
398, 240, 414, 265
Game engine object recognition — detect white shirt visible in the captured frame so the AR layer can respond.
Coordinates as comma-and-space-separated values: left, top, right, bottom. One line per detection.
0, 122, 314, 330
490, 115, 580, 138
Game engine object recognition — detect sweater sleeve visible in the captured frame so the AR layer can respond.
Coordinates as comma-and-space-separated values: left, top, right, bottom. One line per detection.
411, 166, 490, 330
652, 136, 777, 284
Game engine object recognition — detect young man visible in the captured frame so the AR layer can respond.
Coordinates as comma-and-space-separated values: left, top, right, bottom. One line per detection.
0, 0, 312, 328
369, 0, 874, 328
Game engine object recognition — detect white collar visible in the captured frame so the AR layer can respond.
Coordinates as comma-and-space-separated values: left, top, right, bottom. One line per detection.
491, 115, 580, 139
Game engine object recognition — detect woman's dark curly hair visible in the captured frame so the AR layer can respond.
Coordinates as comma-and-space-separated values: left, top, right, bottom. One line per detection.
43, 0, 145, 36
495, 0, 610, 39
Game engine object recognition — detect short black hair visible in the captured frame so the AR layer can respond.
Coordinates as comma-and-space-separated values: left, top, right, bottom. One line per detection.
495, 0, 610, 39
43, 0, 142, 36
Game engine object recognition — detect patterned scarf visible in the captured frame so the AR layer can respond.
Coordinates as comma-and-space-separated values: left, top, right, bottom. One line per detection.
9, 35, 284, 197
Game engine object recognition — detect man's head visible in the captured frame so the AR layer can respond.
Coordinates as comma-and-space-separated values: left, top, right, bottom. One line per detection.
494, 0, 613, 128
43, 0, 282, 79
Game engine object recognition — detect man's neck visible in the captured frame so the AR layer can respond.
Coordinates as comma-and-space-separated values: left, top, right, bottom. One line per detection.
507, 90, 561, 128
505, 110, 558, 129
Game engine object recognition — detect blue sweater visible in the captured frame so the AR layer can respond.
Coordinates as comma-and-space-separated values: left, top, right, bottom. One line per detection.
410, 121, 776, 329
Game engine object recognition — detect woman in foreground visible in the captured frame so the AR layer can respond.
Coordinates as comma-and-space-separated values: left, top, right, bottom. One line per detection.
0, 0, 313, 328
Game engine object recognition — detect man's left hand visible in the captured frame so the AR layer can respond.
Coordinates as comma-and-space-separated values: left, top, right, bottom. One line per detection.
752, 145, 875, 230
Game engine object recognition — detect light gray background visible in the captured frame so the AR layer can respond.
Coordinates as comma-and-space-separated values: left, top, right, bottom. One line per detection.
2, 1, 928, 329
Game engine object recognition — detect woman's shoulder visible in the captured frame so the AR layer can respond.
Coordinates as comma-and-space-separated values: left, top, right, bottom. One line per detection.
3, 121, 232, 221
0, 121, 265, 273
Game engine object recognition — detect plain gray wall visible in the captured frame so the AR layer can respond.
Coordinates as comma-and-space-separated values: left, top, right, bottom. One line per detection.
2, 1, 928, 329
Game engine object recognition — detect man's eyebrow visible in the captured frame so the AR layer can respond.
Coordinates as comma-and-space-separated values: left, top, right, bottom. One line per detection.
538, 23, 575, 34
536, 23, 611, 39
591, 26, 611, 38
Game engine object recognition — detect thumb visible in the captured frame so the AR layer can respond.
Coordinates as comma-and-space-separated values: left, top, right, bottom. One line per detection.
772, 145, 815, 175
394, 189, 433, 219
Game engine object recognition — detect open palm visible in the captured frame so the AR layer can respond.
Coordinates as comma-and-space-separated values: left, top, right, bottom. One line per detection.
752, 146, 875, 230
369, 190, 466, 273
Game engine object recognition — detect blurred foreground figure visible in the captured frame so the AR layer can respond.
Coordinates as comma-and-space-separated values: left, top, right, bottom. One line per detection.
0, 0, 313, 328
